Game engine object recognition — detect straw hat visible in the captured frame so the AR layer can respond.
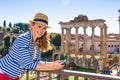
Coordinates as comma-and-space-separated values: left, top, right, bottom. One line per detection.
29, 12, 51, 28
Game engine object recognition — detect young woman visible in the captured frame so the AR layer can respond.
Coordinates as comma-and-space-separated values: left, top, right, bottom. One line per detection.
0, 12, 64, 80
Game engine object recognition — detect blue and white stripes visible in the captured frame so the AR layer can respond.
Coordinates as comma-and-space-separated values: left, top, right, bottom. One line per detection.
0, 30, 41, 79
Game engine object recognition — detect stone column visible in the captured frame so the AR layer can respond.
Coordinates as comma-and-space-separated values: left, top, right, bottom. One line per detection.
101, 26, 107, 57
75, 27, 79, 64
61, 28, 64, 54
91, 27, 95, 69
82, 27, 87, 67
100, 25, 107, 70
102, 25, 108, 68
66, 28, 71, 65
68, 28, 71, 54
100, 27, 104, 70
100, 27, 103, 57
83, 27, 87, 56
65, 28, 69, 54
65, 28, 71, 54
102, 26, 107, 57
91, 27, 95, 56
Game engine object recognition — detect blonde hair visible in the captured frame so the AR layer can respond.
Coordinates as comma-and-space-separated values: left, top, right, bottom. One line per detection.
37, 31, 51, 52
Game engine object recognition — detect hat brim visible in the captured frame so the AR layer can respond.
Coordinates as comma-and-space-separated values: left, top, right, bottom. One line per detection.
29, 20, 51, 28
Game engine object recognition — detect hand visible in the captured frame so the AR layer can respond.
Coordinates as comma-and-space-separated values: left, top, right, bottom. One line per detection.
54, 60, 62, 63
52, 61, 64, 70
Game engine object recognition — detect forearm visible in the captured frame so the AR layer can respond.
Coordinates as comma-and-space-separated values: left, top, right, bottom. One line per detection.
35, 61, 63, 71
36, 62, 55, 71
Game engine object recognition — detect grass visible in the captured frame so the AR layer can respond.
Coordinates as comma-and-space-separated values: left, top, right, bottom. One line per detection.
21, 75, 89, 80
52, 76, 88, 80
77, 66, 97, 73
21, 75, 36, 80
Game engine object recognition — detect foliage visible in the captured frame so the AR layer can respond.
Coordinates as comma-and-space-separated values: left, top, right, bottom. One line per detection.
8, 22, 12, 27
3, 28, 6, 33
0, 47, 8, 56
77, 66, 97, 73
0, 27, 2, 32
96, 69, 100, 73
41, 50, 53, 61
21, 75, 35, 80
60, 54, 67, 60
6, 27, 11, 32
11, 35, 16, 44
54, 75, 87, 80
2, 34, 11, 56
12, 26, 20, 33
65, 62, 97, 74
50, 33, 61, 50
3, 20, 6, 27
4, 34, 10, 49
15, 23, 30, 32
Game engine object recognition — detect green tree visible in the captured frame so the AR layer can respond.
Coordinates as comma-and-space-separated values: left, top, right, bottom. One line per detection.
15, 23, 23, 30
8, 22, 12, 27
15, 23, 29, 32
0, 47, 8, 56
3, 20, 6, 27
0, 26, 2, 32
41, 50, 53, 59
6, 27, 11, 32
13, 24, 16, 27
4, 34, 10, 53
11, 35, 16, 44
12, 26, 20, 33
23, 23, 30, 32
3, 28, 6, 33
50, 33, 61, 50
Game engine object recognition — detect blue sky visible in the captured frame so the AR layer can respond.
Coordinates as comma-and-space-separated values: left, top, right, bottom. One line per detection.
0, 0, 120, 34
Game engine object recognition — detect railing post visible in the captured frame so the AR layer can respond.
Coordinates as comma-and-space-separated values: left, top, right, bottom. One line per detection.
48, 72, 52, 80
61, 74, 64, 80
36, 71, 40, 80
26, 69, 29, 80
75, 75, 79, 80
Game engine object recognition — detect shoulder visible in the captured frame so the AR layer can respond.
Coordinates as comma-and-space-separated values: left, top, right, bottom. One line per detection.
14, 31, 31, 47
18, 31, 31, 40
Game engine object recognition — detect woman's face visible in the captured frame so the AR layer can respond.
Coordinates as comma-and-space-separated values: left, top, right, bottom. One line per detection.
34, 23, 47, 38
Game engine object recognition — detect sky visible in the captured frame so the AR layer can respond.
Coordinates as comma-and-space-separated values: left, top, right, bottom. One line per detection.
0, 0, 120, 35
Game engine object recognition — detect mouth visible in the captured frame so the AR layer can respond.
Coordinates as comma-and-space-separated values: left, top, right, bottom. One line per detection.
37, 31, 42, 36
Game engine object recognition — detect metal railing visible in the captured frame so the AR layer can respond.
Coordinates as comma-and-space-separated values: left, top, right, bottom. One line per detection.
25, 69, 120, 80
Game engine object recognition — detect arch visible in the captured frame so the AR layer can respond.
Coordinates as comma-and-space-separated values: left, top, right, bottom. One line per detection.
59, 14, 107, 69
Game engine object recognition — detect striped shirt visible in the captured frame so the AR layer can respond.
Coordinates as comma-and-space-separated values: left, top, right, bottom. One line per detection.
0, 30, 41, 79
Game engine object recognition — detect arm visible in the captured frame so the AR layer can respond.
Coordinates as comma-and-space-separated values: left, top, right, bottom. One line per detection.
35, 61, 64, 71
16, 35, 40, 70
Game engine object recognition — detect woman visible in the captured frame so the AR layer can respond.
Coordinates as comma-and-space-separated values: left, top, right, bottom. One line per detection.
0, 12, 64, 80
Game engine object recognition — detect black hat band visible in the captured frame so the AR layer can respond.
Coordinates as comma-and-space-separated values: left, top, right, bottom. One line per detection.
33, 19, 48, 25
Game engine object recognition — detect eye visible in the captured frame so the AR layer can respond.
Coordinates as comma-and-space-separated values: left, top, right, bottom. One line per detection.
38, 25, 42, 28
43, 27, 47, 30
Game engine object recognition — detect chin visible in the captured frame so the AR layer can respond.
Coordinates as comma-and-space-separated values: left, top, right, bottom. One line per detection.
37, 34, 41, 38
37, 36, 41, 38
